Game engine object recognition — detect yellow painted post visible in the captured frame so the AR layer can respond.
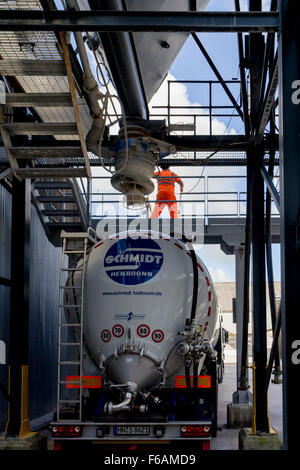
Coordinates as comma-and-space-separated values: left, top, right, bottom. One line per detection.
251, 361, 270, 435
251, 362, 256, 434
19, 365, 35, 438
3, 365, 11, 439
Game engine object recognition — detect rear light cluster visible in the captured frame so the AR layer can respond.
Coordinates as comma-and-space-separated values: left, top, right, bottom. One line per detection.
180, 425, 211, 437
52, 425, 82, 438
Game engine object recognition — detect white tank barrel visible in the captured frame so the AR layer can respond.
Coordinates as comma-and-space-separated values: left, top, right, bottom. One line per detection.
65, 231, 219, 391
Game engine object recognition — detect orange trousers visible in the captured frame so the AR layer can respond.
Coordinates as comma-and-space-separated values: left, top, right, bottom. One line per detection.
151, 190, 178, 219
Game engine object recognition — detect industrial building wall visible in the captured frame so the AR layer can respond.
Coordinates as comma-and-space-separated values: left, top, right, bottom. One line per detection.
214, 281, 281, 334
0, 184, 11, 433
28, 203, 61, 424
0, 183, 61, 432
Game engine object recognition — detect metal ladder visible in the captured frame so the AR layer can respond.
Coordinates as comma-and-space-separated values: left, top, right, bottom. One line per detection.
56, 228, 97, 422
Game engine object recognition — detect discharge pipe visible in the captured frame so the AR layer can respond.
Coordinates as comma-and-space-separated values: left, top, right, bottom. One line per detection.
104, 382, 138, 415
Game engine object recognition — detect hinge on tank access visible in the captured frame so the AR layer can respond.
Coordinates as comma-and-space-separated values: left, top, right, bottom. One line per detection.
114, 341, 147, 359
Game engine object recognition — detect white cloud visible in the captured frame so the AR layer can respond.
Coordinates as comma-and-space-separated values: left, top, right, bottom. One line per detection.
196, 245, 235, 282
148, 73, 238, 137
209, 267, 233, 282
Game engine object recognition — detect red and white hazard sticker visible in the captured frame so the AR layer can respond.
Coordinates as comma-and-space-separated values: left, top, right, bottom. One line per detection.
137, 324, 150, 338
100, 329, 111, 342
152, 329, 164, 343
112, 324, 124, 338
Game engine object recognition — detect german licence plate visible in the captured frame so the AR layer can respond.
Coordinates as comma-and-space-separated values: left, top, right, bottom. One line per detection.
114, 425, 150, 436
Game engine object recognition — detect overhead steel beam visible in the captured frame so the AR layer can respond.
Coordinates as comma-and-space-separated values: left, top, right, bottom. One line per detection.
0, 10, 279, 33
161, 134, 279, 151
0, 157, 278, 167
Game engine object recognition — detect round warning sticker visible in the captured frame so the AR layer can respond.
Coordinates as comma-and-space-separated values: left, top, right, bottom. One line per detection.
100, 329, 111, 343
152, 329, 164, 343
137, 324, 150, 338
112, 324, 124, 338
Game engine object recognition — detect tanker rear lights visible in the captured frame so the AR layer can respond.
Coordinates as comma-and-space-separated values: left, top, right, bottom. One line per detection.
180, 425, 211, 437
51, 425, 82, 438
175, 375, 211, 388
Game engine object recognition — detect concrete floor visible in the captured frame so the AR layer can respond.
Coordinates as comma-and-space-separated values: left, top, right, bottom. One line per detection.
211, 336, 283, 451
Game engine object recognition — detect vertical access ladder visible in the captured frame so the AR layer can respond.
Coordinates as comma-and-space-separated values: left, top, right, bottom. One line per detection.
56, 228, 97, 422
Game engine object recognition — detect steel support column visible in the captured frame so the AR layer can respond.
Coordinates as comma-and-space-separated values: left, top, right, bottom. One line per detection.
233, 245, 251, 403
5, 173, 31, 438
278, 0, 300, 450
249, 147, 270, 433
248, 0, 269, 434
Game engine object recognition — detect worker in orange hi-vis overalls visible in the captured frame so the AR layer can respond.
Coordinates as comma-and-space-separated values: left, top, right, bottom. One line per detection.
151, 163, 184, 219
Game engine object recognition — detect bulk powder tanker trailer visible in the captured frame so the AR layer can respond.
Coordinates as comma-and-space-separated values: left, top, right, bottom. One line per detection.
50, 230, 226, 450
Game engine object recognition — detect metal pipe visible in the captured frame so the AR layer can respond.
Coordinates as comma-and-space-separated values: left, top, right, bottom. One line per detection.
104, 381, 137, 414
65, 0, 104, 118
264, 303, 281, 397
239, 152, 252, 390
260, 164, 280, 212
65, 0, 108, 158
265, 113, 281, 380
250, 148, 269, 433
105, 392, 132, 414
88, 0, 148, 121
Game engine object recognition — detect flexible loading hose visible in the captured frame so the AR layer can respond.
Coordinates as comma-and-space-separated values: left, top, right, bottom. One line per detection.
193, 357, 199, 390
187, 242, 199, 324
183, 241, 199, 389
185, 363, 192, 390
